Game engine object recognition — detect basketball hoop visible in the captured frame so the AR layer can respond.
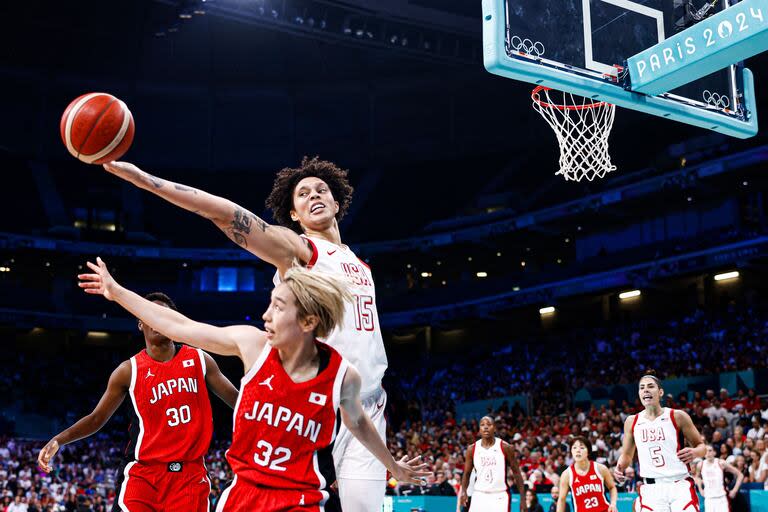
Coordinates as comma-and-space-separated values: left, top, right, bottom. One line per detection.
531, 86, 617, 182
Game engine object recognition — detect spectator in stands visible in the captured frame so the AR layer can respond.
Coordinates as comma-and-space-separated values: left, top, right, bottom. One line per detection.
549, 485, 569, 512
525, 488, 544, 512
705, 399, 730, 424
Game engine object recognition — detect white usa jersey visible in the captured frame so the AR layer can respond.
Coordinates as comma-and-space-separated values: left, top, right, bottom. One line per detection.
632, 408, 688, 479
473, 438, 508, 493
274, 235, 388, 396
701, 460, 726, 498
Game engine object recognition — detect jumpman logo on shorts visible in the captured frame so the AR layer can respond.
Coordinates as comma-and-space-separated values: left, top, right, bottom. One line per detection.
145, 368, 155, 379
299, 494, 305, 505
259, 375, 274, 391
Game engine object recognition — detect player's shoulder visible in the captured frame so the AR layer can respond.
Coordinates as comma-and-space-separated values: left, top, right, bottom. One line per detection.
671, 407, 691, 423
111, 360, 133, 385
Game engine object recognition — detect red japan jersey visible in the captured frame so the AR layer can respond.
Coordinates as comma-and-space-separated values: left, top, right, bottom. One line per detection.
227, 341, 348, 494
567, 462, 610, 512
125, 344, 213, 463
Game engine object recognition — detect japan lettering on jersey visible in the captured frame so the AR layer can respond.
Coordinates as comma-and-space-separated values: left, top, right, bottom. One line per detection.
567, 462, 610, 512
632, 408, 689, 479
227, 341, 348, 498
273, 235, 387, 396
126, 345, 213, 463
701, 460, 727, 499
472, 438, 508, 493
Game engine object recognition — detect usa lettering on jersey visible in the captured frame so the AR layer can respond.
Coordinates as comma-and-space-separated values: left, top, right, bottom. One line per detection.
340, 261, 372, 287
149, 377, 199, 404
638, 426, 667, 442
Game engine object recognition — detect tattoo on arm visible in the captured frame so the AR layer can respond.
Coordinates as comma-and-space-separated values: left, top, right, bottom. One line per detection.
174, 184, 198, 194
227, 208, 269, 248
142, 172, 164, 189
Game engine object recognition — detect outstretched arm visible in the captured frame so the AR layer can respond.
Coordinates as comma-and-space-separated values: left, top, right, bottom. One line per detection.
723, 461, 744, 498
674, 410, 706, 463
598, 463, 619, 512
79, 257, 266, 369
102, 161, 312, 274
694, 462, 705, 494
502, 441, 527, 512
339, 366, 431, 486
460, 445, 475, 509
615, 415, 637, 482
557, 470, 571, 512
203, 352, 239, 409
38, 361, 131, 472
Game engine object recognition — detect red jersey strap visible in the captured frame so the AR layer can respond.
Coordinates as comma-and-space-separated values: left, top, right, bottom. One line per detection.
300, 235, 319, 269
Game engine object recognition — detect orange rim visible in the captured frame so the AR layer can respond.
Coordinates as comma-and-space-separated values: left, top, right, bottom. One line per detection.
531, 86, 610, 111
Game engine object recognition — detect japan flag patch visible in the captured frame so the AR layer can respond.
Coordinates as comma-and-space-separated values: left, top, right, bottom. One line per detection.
308, 392, 327, 406
183, 359, 195, 368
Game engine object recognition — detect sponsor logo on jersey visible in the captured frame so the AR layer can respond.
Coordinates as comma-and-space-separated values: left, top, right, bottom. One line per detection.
145, 368, 155, 379
168, 462, 182, 472
308, 392, 327, 406
243, 401, 323, 443
259, 375, 274, 391
590, 475, 598, 480
327, 249, 337, 256
149, 377, 199, 404
183, 359, 195, 368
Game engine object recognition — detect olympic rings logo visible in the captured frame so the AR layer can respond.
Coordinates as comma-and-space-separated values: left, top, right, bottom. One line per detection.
702, 90, 730, 109
509, 35, 545, 57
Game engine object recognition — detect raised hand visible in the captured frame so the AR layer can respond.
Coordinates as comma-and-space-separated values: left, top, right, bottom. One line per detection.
78, 257, 118, 301
390, 455, 432, 486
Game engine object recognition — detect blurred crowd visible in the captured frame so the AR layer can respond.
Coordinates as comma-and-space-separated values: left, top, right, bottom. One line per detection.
2, 303, 768, 509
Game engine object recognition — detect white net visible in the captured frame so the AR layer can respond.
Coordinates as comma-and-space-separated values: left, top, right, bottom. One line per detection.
531, 87, 617, 182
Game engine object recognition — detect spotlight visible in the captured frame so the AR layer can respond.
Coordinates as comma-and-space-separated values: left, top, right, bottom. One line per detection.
294, 16, 304, 24
354, 29, 364, 38
539, 306, 555, 315
271, 9, 278, 19
476, 272, 488, 278
714, 271, 739, 282
389, 35, 398, 44
619, 290, 641, 300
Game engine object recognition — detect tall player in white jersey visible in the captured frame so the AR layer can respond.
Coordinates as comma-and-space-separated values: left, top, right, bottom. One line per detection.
460, 416, 525, 512
694, 445, 743, 512
614, 371, 706, 512
101, 157, 389, 511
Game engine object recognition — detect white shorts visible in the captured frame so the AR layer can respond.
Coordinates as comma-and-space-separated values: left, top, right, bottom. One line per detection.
333, 387, 387, 480
637, 478, 699, 512
468, 490, 510, 512
703, 495, 729, 512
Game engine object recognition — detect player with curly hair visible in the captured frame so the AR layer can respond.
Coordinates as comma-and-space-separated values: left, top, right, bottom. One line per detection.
101, 158, 390, 511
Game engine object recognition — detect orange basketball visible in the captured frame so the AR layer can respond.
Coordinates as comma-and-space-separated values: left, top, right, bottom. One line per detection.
60, 93, 135, 164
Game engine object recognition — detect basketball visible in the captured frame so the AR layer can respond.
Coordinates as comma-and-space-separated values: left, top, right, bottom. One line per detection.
60, 92, 135, 165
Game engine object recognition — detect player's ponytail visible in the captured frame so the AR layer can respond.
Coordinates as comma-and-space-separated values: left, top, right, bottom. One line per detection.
282, 266, 352, 338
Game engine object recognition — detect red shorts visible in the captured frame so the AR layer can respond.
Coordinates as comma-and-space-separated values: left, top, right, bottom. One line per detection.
215, 476, 340, 512
112, 460, 211, 512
